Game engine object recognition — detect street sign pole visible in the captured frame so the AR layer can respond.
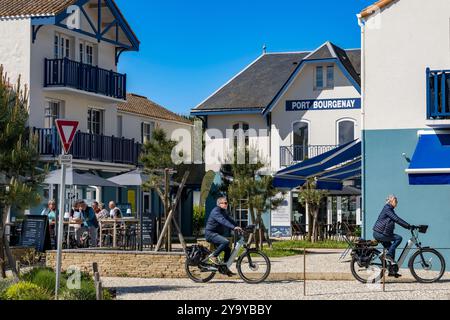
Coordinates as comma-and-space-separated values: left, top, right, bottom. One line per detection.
54, 119, 79, 300
55, 158, 66, 299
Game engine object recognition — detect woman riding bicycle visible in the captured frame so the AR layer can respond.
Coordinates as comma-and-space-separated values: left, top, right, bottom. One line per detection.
373, 195, 412, 278
205, 197, 243, 277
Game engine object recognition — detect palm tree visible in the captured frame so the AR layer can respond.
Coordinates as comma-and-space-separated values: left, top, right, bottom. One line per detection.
299, 179, 328, 243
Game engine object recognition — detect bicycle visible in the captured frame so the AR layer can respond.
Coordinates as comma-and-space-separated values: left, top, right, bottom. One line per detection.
351, 225, 446, 284
185, 225, 271, 284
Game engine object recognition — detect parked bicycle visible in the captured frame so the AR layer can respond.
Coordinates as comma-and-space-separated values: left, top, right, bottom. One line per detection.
350, 225, 446, 284
185, 225, 271, 284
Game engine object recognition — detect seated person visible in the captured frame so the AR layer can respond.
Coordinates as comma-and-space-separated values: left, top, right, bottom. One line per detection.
108, 201, 122, 219
205, 197, 243, 277
96, 203, 110, 220
373, 195, 412, 278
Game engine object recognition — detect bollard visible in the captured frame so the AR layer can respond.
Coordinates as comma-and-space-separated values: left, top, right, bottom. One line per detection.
303, 247, 306, 296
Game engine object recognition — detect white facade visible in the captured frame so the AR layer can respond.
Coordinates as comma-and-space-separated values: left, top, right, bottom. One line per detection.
201, 55, 361, 173
194, 43, 363, 234
0, 2, 193, 172
270, 62, 361, 171
361, 0, 450, 130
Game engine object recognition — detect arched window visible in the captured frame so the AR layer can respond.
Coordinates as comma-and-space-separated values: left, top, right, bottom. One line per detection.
293, 121, 309, 161
337, 119, 355, 145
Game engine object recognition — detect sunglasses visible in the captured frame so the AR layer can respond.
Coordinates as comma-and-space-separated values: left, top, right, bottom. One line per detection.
220, 202, 228, 205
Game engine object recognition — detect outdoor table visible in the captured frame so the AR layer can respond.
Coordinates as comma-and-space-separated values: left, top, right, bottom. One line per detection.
99, 218, 140, 248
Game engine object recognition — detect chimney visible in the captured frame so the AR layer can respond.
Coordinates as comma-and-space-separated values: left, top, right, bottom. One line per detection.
263, 44, 267, 55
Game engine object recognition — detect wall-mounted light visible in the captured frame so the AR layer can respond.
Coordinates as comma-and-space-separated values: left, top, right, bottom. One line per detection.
402, 153, 411, 163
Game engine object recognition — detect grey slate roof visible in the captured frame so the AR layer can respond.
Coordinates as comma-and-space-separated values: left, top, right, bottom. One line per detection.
192, 42, 361, 113
193, 52, 309, 112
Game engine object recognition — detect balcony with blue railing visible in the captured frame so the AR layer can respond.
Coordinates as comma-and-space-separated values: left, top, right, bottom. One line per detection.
427, 68, 450, 123
280, 145, 338, 167
44, 58, 127, 101
33, 128, 141, 166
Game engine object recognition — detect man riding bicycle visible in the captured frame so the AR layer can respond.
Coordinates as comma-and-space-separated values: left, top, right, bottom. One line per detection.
205, 197, 243, 277
373, 195, 412, 278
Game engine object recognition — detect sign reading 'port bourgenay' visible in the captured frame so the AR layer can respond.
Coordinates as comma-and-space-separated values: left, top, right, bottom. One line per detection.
286, 98, 361, 111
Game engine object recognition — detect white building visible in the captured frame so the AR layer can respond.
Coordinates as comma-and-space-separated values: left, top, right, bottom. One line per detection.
192, 41, 362, 236
0, 0, 193, 215
359, 0, 450, 252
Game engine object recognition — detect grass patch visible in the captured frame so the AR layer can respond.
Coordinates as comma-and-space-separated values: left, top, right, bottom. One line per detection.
271, 240, 348, 250
260, 240, 348, 258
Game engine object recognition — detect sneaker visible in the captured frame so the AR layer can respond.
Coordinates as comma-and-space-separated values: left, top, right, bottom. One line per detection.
388, 272, 402, 278
226, 269, 236, 277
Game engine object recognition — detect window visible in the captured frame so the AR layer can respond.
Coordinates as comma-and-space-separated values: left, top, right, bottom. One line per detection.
117, 115, 123, 138
327, 66, 334, 88
142, 122, 155, 144
293, 121, 309, 161
315, 65, 334, 89
234, 199, 249, 228
54, 33, 71, 59
44, 100, 63, 128
88, 108, 104, 135
232, 122, 250, 162
337, 120, 355, 145
79, 41, 95, 65
315, 66, 324, 89
86, 44, 94, 65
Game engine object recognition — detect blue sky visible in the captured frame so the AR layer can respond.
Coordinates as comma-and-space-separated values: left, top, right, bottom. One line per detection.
115, 0, 374, 115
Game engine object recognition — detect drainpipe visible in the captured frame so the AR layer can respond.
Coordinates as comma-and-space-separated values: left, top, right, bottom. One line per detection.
357, 14, 367, 238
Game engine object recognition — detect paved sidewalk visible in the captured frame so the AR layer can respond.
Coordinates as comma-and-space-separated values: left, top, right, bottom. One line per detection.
102, 277, 450, 300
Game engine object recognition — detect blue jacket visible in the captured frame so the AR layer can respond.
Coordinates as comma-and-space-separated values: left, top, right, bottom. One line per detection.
373, 204, 410, 236
81, 207, 99, 228
205, 206, 237, 236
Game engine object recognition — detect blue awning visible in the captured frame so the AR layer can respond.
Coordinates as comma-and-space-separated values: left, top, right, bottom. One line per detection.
407, 133, 450, 185
274, 140, 362, 190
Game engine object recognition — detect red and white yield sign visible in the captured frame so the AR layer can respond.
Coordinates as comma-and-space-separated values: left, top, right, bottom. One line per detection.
55, 120, 79, 154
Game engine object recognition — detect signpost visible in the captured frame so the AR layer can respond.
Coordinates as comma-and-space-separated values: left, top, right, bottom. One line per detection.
54, 120, 79, 299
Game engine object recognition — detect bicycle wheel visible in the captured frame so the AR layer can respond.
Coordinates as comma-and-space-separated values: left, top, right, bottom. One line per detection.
185, 260, 216, 283
350, 255, 384, 284
237, 250, 271, 284
409, 248, 446, 283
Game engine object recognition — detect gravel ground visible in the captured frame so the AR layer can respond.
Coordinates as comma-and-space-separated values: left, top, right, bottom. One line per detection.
270, 249, 350, 273
102, 277, 450, 300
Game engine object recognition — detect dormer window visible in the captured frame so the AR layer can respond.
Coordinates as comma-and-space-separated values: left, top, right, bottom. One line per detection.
315, 66, 324, 89
315, 65, 335, 90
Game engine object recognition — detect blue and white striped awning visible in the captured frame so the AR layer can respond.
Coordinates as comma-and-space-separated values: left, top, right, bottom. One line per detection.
273, 140, 362, 190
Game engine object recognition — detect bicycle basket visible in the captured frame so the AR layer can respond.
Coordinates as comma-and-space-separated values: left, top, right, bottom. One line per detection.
352, 240, 378, 268
186, 245, 209, 266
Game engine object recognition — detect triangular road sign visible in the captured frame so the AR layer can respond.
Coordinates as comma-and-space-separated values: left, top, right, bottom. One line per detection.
55, 120, 79, 154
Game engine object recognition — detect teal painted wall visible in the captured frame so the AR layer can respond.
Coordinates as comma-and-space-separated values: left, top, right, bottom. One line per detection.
363, 129, 450, 268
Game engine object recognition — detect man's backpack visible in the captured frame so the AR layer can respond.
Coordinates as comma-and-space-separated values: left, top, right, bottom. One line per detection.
186, 245, 210, 266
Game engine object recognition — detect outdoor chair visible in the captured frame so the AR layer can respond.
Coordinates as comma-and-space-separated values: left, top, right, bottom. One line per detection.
291, 223, 306, 240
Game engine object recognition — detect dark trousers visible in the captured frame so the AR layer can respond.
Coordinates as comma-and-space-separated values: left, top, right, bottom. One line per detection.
206, 233, 231, 262
373, 231, 403, 260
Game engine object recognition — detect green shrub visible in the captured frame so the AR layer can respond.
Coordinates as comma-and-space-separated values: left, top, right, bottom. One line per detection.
0, 279, 15, 300
193, 205, 206, 237
4, 282, 52, 301
21, 267, 66, 295
61, 281, 112, 301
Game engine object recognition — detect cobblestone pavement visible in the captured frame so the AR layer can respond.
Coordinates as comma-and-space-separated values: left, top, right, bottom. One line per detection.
103, 277, 450, 300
